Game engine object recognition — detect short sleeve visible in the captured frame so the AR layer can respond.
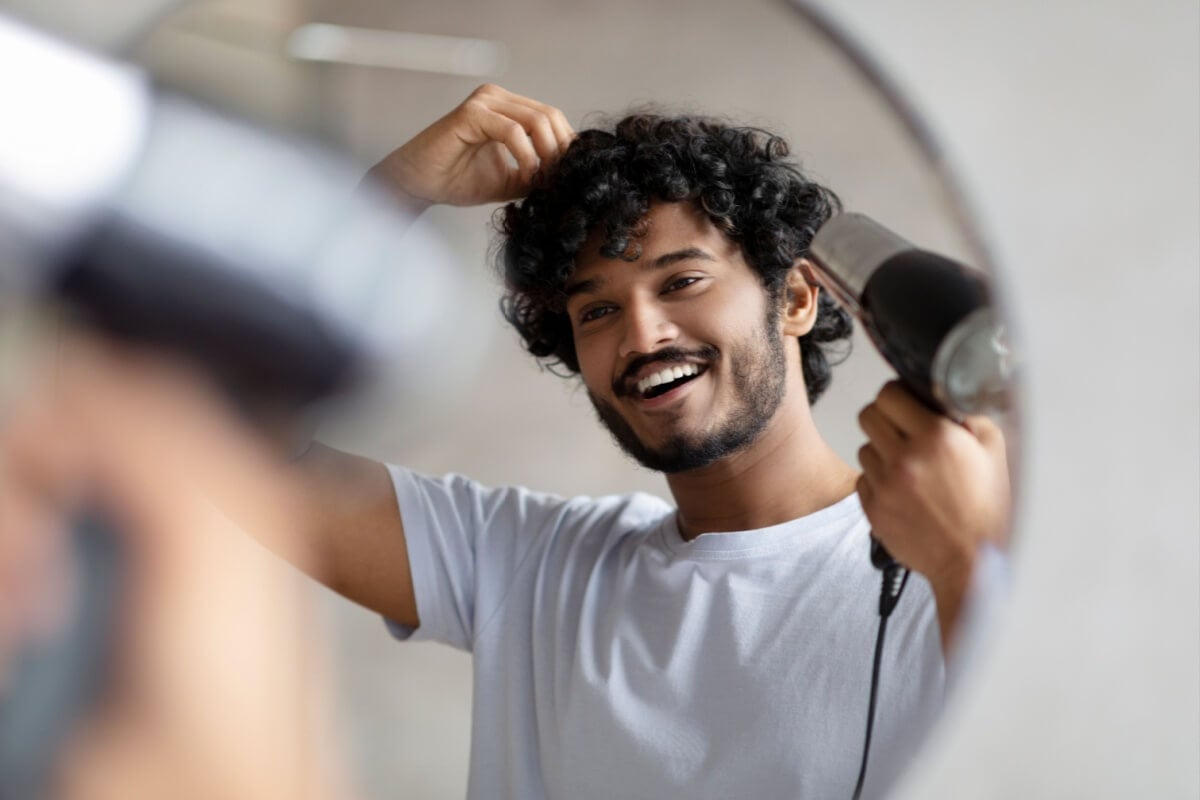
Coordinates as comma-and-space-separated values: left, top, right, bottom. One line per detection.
383, 466, 572, 651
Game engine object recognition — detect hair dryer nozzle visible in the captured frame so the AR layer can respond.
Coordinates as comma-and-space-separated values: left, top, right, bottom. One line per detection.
808, 213, 912, 314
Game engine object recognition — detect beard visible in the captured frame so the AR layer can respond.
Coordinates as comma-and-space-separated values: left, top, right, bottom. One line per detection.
587, 308, 788, 474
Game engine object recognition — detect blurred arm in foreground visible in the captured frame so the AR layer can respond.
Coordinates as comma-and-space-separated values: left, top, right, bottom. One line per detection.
0, 332, 352, 800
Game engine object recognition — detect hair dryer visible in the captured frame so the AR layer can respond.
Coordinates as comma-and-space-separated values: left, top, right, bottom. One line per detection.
808, 214, 1016, 800
808, 212, 1013, 420
0, 15, 471, 798
0, 13, 469, 417
808, 212, 1014, 577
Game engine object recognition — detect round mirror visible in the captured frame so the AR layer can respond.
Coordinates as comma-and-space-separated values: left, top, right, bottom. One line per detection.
124, 0, 1017, 796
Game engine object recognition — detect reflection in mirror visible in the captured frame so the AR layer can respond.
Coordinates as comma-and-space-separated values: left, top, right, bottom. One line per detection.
126, 0, 1018, 797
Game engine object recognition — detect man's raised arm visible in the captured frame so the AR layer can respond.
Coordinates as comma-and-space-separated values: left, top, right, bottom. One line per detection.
282, 86, 574, 629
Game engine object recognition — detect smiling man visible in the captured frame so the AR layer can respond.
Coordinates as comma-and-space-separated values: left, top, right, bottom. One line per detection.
290, 85, 1010, 799
568, 205, 800, 477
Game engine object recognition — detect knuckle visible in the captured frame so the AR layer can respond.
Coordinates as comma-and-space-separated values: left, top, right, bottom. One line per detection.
927, 427, 965, 460
503, 120, 527, 142
855, 474, 872, 501
857, 405, 876, 431
856, 443, 874, 468
877, 380, 905, 406
892, 457, 922, 489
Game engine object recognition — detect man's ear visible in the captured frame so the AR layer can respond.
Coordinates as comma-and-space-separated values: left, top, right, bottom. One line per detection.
781, 258, 821, 337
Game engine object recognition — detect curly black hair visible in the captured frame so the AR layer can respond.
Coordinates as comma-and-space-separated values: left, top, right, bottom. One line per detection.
497, 113, 853, 403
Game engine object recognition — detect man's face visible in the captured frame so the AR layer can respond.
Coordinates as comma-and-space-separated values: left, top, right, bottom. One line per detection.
565, 202, 790, 473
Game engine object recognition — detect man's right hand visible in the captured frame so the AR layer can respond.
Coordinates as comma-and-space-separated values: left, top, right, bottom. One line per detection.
367, 84, 574, 210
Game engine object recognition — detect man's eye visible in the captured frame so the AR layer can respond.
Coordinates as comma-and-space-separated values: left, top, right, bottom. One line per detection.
665, 276, 701, 293
580, 305, 615, 323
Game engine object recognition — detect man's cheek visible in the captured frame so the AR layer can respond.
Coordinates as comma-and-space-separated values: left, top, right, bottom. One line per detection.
575, 355, 611, 398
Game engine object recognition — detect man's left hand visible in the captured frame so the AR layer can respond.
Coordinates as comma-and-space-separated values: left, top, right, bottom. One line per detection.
855, 381, 1011, 648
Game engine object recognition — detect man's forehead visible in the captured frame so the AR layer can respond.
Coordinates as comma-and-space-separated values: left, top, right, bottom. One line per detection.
574, 201, 736, 271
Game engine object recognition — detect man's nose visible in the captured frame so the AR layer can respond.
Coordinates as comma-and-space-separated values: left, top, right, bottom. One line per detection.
618, 298, 678, 360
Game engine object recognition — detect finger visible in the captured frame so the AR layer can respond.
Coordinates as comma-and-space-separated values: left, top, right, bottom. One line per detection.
517, 97, 574, 153
470, 85, 574, 160
873, 381, 942, 437
487, 99, 563, 164
471, 106, 540, 182
857, 404, 905, 461
0, 383, 84, 512
549, 107, 575, 153
67, 348, 307, 564
856, 443, 886, 480
473, 85, 563, 124
855, 473, 874, 513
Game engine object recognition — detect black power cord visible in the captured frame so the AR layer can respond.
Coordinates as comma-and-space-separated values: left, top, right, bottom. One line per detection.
851, 539, 911, 800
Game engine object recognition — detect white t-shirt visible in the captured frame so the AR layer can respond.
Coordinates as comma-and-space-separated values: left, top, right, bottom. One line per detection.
386, 466, 945, 800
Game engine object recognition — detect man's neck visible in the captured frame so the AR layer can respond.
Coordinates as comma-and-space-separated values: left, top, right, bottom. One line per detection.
665, 400, 858, 540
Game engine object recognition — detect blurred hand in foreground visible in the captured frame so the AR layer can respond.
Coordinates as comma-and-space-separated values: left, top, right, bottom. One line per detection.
0, 332, 350, 800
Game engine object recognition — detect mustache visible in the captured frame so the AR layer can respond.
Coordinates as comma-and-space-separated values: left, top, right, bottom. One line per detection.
613, 345, 719, 397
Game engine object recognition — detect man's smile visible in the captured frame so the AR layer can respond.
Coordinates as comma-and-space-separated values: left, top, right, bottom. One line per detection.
613, 345, 719, 400
636, 363, 703, 398
633, 365, 709, 410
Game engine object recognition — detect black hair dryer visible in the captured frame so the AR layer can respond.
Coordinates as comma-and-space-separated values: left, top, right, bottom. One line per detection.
809, 213, 1013, 419
807, 213, 1015, 575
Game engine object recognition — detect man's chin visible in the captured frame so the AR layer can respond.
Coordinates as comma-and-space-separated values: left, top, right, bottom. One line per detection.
619, 429, 740, 474
590, 390, 767, 474
610, 414, 772, 475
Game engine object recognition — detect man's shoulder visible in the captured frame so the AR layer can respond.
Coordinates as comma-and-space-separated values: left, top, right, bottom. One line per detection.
559, 486, 675, 524
388, 463, 674, 537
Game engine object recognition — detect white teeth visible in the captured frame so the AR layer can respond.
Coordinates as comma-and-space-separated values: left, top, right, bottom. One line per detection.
636, 363, 700, 395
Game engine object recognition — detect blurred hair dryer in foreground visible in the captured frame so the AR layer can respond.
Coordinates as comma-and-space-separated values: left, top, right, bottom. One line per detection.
808, 212, 1015, 418
0, 12, 469, 416
0, 17, 475, 798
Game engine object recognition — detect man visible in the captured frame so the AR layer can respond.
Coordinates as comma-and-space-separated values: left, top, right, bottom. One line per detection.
291, 85, 1010, 798
0, 85, 1008, 798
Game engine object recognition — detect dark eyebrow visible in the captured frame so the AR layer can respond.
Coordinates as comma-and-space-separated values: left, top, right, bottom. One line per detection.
564, 276, 602, 300
652, 247, 716, 269
565, 247, 716, 300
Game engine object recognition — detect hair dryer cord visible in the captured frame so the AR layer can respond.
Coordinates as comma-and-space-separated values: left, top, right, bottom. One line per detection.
851, 543, 910, 800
